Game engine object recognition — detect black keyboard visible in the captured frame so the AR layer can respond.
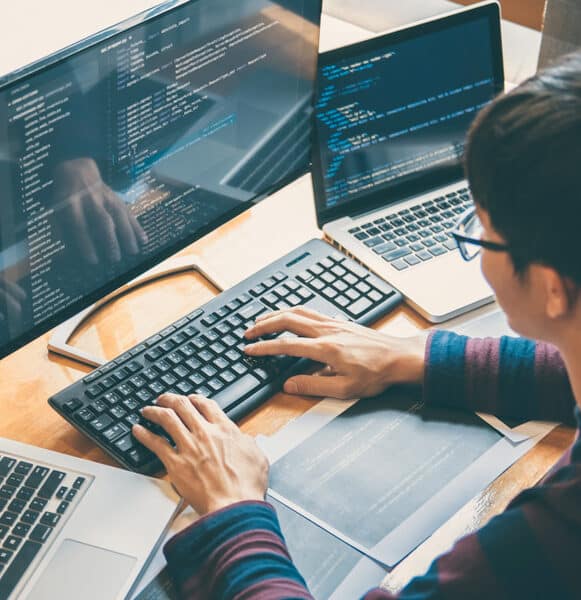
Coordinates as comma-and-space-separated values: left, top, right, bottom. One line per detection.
49, 239, 402, 475
0, 455, 89, 598
348, 188, 472, 271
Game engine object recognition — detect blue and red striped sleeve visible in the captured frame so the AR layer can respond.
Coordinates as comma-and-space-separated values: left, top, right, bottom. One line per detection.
424, 331, 575, 425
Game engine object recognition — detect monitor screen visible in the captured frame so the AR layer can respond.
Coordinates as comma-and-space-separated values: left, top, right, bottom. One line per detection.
312, 5, 503, 220
0, 0, 322, 358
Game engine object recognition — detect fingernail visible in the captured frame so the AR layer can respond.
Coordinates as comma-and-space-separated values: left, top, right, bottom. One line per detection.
244, 344, 255, 354
284, 381, 298, 394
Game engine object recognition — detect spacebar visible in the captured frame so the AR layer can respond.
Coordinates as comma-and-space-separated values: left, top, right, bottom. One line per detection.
0, 541, 42, 597
212, 373, 261, 410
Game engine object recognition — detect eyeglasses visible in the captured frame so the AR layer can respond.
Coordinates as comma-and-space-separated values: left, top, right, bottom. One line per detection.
451, 208, 510, 261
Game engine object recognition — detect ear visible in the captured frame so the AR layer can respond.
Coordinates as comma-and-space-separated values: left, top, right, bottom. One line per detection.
540, 267, 573, 319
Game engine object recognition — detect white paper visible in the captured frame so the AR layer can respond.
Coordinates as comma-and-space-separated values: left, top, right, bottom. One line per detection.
262, 396, 557, 568
130, 506, 198, 599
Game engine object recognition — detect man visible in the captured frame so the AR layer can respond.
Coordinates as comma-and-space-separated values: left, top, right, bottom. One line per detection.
132, 51, 581, 598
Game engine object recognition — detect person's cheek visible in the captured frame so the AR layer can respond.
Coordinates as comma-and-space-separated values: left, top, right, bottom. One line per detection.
479, 249, 496, 291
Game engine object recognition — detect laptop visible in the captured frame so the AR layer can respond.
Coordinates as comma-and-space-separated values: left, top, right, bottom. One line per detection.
311, 2, 504, 322
0, 437, 179, 599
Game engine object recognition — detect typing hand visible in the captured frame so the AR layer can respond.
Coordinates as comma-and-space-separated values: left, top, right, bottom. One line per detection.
53, 158, 148, 264
244, 306, 428, 400
132, 394, 268, 516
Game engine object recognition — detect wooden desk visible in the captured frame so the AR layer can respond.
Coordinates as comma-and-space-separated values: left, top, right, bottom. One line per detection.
0, 175, 574, 591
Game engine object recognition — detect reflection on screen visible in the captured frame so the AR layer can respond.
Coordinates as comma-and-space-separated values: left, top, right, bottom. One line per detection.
0, 0, 320, 352
316, 18, 497, 209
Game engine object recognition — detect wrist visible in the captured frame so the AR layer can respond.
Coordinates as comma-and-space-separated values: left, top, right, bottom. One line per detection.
383, 333, 428, 388
202, 493, 266, 517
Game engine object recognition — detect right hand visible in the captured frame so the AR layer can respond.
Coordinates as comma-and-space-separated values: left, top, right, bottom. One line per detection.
244, 307, 428, 400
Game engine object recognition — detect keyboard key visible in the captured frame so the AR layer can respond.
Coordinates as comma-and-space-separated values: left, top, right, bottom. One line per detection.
3, 536, 21, 552
16, 488, 32, 502
65, 489, 77, 503
391, 259, 409, 271
89, 415, 114, 433
127, 446, 154, 468
57, 501, 70, 515
212, 373, 261, 410
40, 512, 60, 528
115, 434, 135, 454
0, 549, 13, 563
24, 467, 49, 490
20, 510, 39, 525
345, 297, 373, 318
363, 236, 383, 248
416, 250, 433, 261
6, 474, 23, 488
429, 245, 447, 257
29, 498, 47, 513
102, 423, 130, 443
13, 523, 29, 538
239, 302, 267, 321
37, 471, 66, 500
372, 241, 397, 255
0, 540, 41, 597
404, 255, 421, 266
29, 524, 52, 544
14, 463, 32, 476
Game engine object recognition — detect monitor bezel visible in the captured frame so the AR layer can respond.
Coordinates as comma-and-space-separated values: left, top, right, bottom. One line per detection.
0, 0, 323, 361
311, 1, 504, 229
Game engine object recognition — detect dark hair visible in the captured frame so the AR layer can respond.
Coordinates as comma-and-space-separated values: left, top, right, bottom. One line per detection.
465, 51, 581, 283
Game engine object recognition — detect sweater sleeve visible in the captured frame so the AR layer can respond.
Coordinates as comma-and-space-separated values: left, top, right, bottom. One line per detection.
424, 330, 575, 425
165, 462, 581, 600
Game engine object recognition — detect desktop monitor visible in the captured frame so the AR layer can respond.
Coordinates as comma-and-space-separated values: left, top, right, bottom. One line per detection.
0, 0, 322, 360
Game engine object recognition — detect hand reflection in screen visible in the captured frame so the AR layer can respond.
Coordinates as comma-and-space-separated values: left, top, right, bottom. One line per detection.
53, 158, 148, 265
0, 277, 25, 324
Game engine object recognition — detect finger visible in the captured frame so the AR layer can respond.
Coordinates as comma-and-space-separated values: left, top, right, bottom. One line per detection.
85, 193, 122, 263
0, 288, 23, 320
59, 194, 99, 264
129, 211, 148, 246
245, 337, 327, 362
104, 189, 140, 256
188, 395, 233, 427
140, 405, 192, 450
132, 424, 175, 466
155, 393, 205, 433
4, 281, 25, 303
283, 374, 355, 399
255, 306, 329, 324
245, 313, 324, 340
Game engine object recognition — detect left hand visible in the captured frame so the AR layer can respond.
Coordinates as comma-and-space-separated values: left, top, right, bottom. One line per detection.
132, 394, 269, 516
52, 158, 148, 264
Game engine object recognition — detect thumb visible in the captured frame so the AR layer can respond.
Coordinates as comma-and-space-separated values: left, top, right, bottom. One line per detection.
283, 375, 354, 399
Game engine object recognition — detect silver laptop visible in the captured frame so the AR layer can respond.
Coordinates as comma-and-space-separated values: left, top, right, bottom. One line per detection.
0, 437, 179, 600
311, 2, 504, 322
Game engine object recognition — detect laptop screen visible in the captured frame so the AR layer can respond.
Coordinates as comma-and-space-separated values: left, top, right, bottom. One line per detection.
312, 3, 503, 225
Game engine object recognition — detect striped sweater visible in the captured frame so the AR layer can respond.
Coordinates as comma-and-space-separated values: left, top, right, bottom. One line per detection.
163, 332, 581, 599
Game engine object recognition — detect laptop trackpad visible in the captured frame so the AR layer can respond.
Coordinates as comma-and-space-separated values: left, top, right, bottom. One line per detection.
27, 539, 136, 600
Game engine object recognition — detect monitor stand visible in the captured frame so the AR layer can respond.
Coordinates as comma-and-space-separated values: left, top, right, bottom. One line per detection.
47, 255, 226, 368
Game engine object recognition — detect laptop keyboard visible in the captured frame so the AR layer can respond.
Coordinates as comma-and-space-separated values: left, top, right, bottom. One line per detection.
50, 239, 402, 475
348, 188, 472, 270
0, 455, 89, 598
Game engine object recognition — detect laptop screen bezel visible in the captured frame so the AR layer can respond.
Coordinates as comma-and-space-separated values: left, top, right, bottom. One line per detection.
311, 1, 504, 229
